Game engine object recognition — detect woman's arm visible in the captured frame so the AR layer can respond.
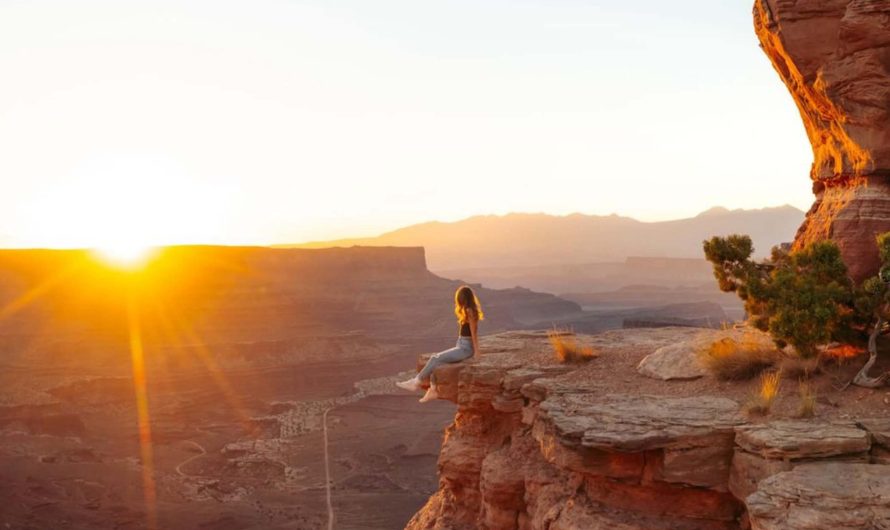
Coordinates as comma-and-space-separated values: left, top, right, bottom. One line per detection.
469, 317, 480, 355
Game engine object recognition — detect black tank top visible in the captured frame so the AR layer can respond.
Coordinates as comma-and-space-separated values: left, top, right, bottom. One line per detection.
459, 321, 471, 337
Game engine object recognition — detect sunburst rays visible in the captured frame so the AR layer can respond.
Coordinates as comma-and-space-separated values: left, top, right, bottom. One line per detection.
126, 294, 158, 530
0, 260, 82, 321
147, 293, 261, 438
0, 248, 268, 529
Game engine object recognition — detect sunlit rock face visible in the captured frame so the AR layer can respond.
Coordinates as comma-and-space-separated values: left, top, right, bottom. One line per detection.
754, 0, 890, 281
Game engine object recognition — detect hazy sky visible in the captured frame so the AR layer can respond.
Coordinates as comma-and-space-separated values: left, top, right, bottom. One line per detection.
0, 0, 813, 249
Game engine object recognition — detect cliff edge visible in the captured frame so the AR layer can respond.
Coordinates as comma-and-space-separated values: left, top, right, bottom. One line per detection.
405, 328, 890, 530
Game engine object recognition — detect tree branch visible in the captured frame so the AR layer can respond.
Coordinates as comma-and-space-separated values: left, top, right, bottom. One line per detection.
851, 311, 890, 389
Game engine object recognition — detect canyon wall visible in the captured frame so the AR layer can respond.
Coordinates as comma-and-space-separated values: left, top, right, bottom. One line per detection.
754, 0, 890, 280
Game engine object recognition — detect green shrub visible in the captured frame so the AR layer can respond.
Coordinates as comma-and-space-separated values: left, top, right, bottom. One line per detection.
705, 232, 890, 389
703, 236, 853, 359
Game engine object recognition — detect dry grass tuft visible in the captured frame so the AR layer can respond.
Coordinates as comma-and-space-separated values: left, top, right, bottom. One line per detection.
700, 334, 780, 381
745, 371, 781, 417
548, 328, 598, 364
796, 379, 816, 418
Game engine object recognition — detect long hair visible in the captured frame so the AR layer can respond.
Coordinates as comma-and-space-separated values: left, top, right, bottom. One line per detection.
454, 285, 484, 324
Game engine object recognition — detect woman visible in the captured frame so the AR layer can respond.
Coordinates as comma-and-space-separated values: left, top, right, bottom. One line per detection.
396, 285, 483, 402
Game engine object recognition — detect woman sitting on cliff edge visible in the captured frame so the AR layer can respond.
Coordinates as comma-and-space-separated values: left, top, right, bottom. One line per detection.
397, 285, 483, 402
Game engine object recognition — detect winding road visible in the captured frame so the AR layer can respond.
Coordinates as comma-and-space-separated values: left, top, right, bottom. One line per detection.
175, 440, 207, 477
323, 407, 335, 530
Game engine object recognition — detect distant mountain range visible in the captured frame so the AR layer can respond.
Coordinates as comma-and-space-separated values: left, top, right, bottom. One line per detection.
284, 205, 805, 271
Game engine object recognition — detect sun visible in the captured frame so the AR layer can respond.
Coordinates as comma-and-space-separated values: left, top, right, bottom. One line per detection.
19, 154, 229, 267
94, 242, 156, 269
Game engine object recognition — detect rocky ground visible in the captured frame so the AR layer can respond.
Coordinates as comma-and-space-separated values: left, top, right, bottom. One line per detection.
406, 327, 890, 530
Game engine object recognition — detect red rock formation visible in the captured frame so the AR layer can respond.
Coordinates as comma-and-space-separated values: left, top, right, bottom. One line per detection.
754, 0, 890, 281
407, 329, 890, 530
407, 331, 748, 530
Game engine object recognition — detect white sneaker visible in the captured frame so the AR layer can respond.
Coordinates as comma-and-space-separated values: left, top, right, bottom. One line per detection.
419, 385, 439, 403
396, 377, 421, 392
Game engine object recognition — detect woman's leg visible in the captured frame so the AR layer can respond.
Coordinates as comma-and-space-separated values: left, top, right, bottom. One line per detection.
398, 341, 473, 394
417, 345, 466, 382
417, 348, 458, 381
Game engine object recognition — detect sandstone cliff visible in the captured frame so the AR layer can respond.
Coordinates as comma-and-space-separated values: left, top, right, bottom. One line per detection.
406, 329, 890, 530
754, 0, 890, 280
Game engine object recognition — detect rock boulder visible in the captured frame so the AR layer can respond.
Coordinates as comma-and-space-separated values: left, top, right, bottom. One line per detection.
637, 341, 709, 381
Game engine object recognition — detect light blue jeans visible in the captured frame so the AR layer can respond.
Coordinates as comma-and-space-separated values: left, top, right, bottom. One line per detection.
418, 337, 474, 383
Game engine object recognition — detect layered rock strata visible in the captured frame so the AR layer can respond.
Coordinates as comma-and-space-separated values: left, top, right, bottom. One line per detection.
728, 420, 871, 500
754, 0, 890, 280
407, 330, 890, 530
746, 463, 890, 530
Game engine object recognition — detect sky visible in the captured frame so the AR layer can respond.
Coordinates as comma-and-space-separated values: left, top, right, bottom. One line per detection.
0, 0, 813, 249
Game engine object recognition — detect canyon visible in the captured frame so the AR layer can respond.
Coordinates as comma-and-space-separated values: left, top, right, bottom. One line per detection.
755, 0, 890, 280
9, 3, 890, 527
0, 245, 580, 529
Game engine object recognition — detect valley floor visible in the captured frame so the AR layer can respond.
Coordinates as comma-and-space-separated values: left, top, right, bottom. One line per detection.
0, 349, 455, 530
